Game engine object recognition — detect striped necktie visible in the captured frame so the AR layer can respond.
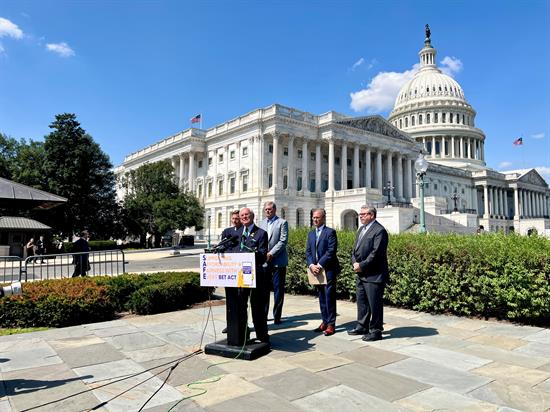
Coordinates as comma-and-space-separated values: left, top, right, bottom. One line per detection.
240, 227, 249, 250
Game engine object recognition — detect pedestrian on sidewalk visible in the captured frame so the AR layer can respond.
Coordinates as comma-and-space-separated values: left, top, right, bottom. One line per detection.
72, 231, 90, 277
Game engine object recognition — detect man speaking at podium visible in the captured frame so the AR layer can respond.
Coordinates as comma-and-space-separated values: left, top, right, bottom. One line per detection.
238, 207, 270, 344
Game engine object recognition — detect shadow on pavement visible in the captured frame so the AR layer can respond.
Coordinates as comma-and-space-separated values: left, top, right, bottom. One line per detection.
383, 326, 438, 339
3, 375, 93, 395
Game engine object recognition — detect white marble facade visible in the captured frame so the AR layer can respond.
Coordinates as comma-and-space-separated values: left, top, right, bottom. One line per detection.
116, 30, 550, 237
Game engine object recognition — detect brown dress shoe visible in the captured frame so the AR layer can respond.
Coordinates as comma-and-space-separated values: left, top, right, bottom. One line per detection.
323, 325, 335, 336
314, 322, 327, 332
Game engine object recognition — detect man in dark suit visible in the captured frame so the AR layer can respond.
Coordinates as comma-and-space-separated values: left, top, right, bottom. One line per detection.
72, 231, 90, 277
349, 206, 389, 342
238, 207, 270, 344
219, 210, 243, 335
306, 209, 341, 336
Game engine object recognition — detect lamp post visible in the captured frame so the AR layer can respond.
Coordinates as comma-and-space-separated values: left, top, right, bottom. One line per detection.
450, 191, 460, 212
383, 180, 395, 206
207, 215, 212, 249
414, 153, 429, 233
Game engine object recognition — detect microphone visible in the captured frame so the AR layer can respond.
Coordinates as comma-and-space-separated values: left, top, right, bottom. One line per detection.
213, 234, 239, 251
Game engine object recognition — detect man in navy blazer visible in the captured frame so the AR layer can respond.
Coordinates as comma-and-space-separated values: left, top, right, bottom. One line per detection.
349, 206, 389, 342
238, 207, 270, 344
306, 209, 341, 336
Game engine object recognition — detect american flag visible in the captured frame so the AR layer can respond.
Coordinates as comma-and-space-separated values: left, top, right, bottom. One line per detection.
513, 137, 523, 146
190, 114, 201, 124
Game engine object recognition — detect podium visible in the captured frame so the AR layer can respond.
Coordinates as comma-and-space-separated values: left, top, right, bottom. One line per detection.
201, 251, 270, 360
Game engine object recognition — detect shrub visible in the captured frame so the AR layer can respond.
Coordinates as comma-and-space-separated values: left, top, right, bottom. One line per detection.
287, 229, 550, 325
63, 240, 118, 252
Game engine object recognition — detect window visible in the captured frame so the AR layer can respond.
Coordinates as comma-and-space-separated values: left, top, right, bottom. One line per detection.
283, 175, 288, 189
335, 157, 340, 165
323, 155, 328, 162
434, 113, 438, 123
405, 117, 408, 127
399, 119, 402, 128
268, 174, 273, 187
449, 113, 453, 123
217, 212, 223, 229
218, 180, 223, 196
456, 113, 460, 123
268, 144, 273, 153
442, 113, 446, 123
208, 157, 213, 166
297, 150, 303, 159
427, 113, 431, 124
198, 160, 203, 169
462, 114, 465, 124
242, 175, 248, 192
242, 146, 248, 156
208, 181, 212, 197
230, 177, 235, 194
230, 150, 235, 160
283, 147, 288, 156
297, 176, 302, 191
412, 116, 415, 126
310, 152, 316, 161
197, 184, 202, 198
347, 159, 352, 167
419, 114, 423, 125
218, 153, 224, 162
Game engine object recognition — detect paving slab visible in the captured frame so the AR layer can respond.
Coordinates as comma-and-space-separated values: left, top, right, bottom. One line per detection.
534, 377, 550, 393
144, 399, 205, 412
2, 363, 100, 412
320, 362, 430, 401
92, 324, 141, 338
215, 355, 295, 381
205, 388, 300, 412
459, 343, 549, 369
466, 334, 528, 351
284, 350, 353, 372
539, 362, 550, 372
122, 343, 187, 363
514, 341, 550, 358
381, 357, 492, 394
480, 323, 544, 339
524, 329, 550, 344
0, 340, 62, 373
395, 342, 492, 371
292, 383, 410, 412
103, 331, 167, 351
339, 345, 407, 367
47, 335, 106, 349
56, 343, 125, 368
396, 387, 498, 411
472, 362, 550, 387
469, 381, 550, 412
253, 367, 338, 401
0, 400, 10, 412
73, 359, 146, 383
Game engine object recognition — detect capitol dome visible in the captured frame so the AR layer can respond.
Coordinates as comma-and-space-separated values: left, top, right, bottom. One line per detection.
388, 26, 486, 169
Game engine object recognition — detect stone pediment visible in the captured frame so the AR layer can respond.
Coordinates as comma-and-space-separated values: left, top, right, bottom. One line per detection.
337, 115, 413, 143
518, 169, 549, 188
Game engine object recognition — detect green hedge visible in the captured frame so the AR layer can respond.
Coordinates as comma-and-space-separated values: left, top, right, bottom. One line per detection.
287, 229, 550, 325
0, 272, 212, 328
63, 240, 118, 252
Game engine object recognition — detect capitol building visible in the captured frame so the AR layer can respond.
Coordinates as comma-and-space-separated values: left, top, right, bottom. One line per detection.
115, 29, 550, 238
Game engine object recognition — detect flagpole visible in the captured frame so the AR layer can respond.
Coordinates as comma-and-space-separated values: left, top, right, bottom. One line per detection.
200, 113, 203, 130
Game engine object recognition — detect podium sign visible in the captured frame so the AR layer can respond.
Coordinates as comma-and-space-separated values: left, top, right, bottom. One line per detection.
200, 253, 256, 288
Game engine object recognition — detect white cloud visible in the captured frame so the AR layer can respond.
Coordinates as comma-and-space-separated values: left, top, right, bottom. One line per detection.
351, 57, 365, 71
499, 161, 513, 169
536, 166, 550, 180
440, 56, 463, 77
0, 17, 23, 39
46, 42, 75, 57
531, 132, 545, 140
350, 64, 419, 113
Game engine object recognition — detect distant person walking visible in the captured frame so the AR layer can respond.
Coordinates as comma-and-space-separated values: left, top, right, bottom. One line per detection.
35, 235, 46, 263
260, 201, 288, 325
348, 206, 389, 342
72, 231, 90, 277
25, 238, 35, 260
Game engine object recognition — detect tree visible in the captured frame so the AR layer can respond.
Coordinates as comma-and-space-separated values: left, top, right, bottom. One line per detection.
0, 133, 19, 179
11, 140, 46, 190
42, 113, 118, 238
121, 161, 204, 245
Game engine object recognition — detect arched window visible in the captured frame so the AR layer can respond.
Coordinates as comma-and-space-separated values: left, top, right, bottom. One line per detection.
411, 116, 415, 126
462, 114, 465, 124
427, 113, 431, 124
449, 113, 453, 123
434, 113, 438, 123
399, 118, 402, 128
456, 113, 460, 123
405, 117, 408, 127
419, 114, 423, 125
442, 113, 446, 123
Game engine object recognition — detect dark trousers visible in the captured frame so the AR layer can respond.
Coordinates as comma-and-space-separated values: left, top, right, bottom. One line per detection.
356, 277, 385, 334
264, 265, 286, 322
251, 268, 269, 341
318, 272, 337, 325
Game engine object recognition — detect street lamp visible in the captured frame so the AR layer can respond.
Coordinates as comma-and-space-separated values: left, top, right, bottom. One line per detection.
450, 191, 461, 212
414, 153, 429, 233
207, 215, 212, 249
383, 180, 395, 206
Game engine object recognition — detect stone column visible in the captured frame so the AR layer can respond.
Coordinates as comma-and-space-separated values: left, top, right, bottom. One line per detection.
481, 141, 485, 161
503, 189, 509, 219
472, 187, 478, 212
441, 137, 446, 158
385, 151, 393, 189
499, 188, 505, 218
364, 148, 371, 189
287, 136, 295, 191
179, 153, 185, 189
451, 136, 456, 158
397, 154, 403, 200
353, 144, 360, 188
328, 140, 335, 192
272, 133, 279, 189
514, 188, 520, 219
411, 160, 417, 198
404, 156, 412, 199
431, 137, 436, 157
315, 142, 321, 193
302, 140, 309, 194
341, 143, 348, 190
460, 137, 464, 158
375, 151, 383, 189
422, 137, 426, 152
483, 185, 489, 218
188, 151, 196, 192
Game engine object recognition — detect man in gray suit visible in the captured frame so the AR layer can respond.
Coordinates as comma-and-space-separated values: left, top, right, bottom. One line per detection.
260, 201, 289, 324
348, 206, 389, 342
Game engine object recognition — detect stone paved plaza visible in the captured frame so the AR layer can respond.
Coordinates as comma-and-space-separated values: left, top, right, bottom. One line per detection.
0, 293, 549, 411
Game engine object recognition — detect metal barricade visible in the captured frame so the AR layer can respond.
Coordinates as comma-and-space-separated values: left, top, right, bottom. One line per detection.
22, 250, 126, 282
0, 256, 23, 283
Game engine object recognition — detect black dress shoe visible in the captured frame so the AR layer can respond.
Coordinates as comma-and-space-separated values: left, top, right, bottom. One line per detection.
347, 328, 367, 336
273, 319, 282, 325
222, 327, 227, 334
362, 332, 382, 342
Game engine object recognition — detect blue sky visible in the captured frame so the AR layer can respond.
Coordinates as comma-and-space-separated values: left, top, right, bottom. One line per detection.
1, 0, 549, 179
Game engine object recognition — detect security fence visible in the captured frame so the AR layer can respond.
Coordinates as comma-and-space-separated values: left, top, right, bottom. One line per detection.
1, 250, 126, 283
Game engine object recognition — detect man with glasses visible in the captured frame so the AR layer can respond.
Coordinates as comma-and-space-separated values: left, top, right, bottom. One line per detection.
348, 206, 389, 342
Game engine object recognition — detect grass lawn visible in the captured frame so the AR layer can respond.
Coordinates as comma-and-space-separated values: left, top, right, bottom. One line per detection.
0, 327, 49, 336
